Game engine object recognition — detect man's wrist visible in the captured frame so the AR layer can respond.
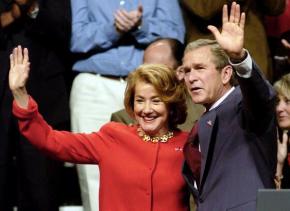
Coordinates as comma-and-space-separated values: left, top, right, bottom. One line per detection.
229, 49, 252, 78
229, 49, 247, 64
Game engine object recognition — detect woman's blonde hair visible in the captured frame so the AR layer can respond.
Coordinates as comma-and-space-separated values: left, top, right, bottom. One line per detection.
124, 64, 187, 130
274, 73, 290, 99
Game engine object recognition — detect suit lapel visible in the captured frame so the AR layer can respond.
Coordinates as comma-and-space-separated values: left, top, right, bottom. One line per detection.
198, 110, 217, 192
182, 162, 199, 198
206, 88, 241, 171
198, 88, 240, 196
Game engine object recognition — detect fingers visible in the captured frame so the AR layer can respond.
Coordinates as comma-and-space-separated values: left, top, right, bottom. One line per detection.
114, 7, 142, 33
137, 4, 143, 13
10, 53, 14, 70
277, 127, 280, 144
23, 47, 29, 65
115, 10, 134, 32
281, 39, 290, 49
282, 130, 289, 146
282, 130, 288, 143
229, 2, 236, 23
11, 45, 29, 65
239, 12, 246, 30
25, 62, 31, 75
226, 2, 244, 26
233, 3, 240, 24
222, 4, 228, 25
207, 25, 220, 40
17, 45, 23, 64
116, 10, 133, 25
12, 47, 18, 67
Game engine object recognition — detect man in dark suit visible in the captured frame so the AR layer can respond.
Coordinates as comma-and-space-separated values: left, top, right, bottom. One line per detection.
111, 38, 204, 132
180, 2, 277, 211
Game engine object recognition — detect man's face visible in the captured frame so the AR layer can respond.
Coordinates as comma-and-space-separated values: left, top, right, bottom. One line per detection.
182, 46, 229, 108
143, 42, 177, 69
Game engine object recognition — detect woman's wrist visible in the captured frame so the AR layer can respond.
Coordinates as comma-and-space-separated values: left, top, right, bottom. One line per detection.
277, 159, 285, 166
274, 174, 284, 189
276, 162, 284, 176
12, 88, 29, 109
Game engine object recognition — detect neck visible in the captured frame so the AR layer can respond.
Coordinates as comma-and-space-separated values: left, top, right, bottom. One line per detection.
205, 86, 234, 111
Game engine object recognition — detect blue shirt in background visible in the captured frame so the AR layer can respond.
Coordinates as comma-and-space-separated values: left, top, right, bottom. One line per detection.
70, 0, 185, 76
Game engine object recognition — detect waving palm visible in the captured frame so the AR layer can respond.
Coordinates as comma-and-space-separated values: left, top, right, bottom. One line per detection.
207, 2, 246, 59
9, 46, 30, 91
9, 45, 30, 108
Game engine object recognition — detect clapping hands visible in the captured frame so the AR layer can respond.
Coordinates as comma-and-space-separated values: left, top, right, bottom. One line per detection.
114, 4, 143, 34
277, 130, 289, 165
281, 39, 290, 64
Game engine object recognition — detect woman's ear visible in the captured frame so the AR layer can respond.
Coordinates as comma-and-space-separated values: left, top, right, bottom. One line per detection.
176, 66, 185, 81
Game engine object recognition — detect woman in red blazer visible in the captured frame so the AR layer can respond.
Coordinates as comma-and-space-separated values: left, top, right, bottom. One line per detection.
9, 46, 192, 211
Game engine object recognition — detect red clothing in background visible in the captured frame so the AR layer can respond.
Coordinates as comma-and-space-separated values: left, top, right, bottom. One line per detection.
12, 97, 190, 211
265, 0, 290, 37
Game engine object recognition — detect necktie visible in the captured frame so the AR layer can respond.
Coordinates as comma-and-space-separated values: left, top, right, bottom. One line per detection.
183, 122, 201, 186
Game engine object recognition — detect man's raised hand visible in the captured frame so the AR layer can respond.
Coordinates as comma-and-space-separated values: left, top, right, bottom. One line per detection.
207, 2, 246, 60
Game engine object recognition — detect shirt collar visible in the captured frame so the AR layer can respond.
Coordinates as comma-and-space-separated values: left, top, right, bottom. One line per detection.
209, 87, 235, 111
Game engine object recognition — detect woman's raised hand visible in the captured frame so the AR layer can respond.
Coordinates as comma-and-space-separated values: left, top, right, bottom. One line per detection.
277, 130, 289, 165
9, 45, 30, 108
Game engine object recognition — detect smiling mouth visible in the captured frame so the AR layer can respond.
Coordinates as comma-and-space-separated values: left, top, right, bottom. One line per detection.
191, 87, 202, 92
142, 116, 156, 122
278, 116, 289, 119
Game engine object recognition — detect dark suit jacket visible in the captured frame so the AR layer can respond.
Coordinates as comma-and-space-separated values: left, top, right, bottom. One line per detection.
111, 97, 204, 132
183, 62, 277, 211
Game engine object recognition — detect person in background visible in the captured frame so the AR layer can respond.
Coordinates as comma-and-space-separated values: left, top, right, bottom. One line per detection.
181, 0, 285, 81
69, 1, 185, 210
273, 73, 290, 189
9, 45, 193, 211
180, 2, 277, 210
111, 38, 204, 132
282, 39, 290, 50
265, 0, 290, 81
0, 0, 72, 210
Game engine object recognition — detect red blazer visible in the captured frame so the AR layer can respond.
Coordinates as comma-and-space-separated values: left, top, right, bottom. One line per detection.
13, 97, 190, 211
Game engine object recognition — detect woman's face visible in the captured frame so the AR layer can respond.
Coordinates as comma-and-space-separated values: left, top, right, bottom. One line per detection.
133, 81, 169, 136
276, 94, 290, 129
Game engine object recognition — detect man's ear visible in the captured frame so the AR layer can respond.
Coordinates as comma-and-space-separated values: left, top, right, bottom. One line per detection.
221, 65, 233, 85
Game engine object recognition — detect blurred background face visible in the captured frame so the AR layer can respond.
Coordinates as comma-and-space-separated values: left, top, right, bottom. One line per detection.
182, 46, 226, 108
133, 80, 169, 136
143, 42, 178, 69
276, 94, 290, 129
